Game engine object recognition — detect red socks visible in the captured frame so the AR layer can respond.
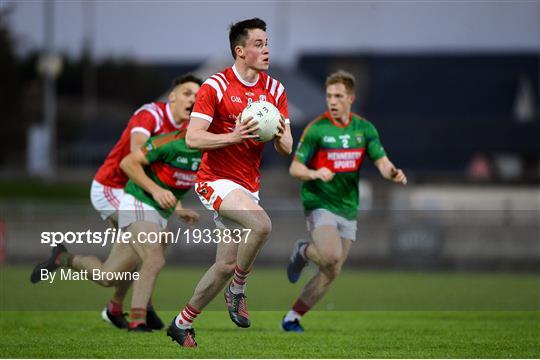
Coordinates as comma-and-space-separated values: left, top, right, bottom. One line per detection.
292, 298, 311, 316
107, 300, 123, 316
129, 308, 146, 328
230, 265, 249, 294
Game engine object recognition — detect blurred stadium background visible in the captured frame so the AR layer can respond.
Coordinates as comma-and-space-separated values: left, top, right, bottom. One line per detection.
0, 1, 539, 276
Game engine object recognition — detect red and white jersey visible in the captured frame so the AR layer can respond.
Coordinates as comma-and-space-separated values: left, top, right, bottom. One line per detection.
191, 65, 289, 192
94, 101, 186, 188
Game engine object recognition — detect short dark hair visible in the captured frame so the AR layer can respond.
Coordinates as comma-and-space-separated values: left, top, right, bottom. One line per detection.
326, 70, 356, 94
171, 73, 202, 90
229, 18, 267, 59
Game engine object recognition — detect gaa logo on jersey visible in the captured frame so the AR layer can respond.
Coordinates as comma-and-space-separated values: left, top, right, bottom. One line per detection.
355, 133, 363, 143
323, 136, 336, 143
146, 143, 154, 151
176, 156, 188, 164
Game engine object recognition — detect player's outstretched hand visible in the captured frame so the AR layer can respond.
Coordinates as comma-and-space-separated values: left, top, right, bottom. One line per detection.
313, 167, 335, 182
176, 208, 200, 225
231, 114, 259, 143
391, 168, 407, 185
274, 114, 286, 139
151, 187, 177, 209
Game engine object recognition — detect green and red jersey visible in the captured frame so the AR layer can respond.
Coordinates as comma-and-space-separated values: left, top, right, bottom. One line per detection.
294, 111, 386, 220
124, 130, 201, 218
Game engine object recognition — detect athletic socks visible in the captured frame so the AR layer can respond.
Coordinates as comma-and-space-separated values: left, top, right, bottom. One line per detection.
129, 308, 146, 328
230, 265, 249, 294
175, 303, 201, 329
293, 299, 310, 316
55, 252, 73, 267
173, 267, 248, 330
107, 300, 123, 316
299, 243, 309, 261
284, 310, 301, 323
284, 298, 311, 322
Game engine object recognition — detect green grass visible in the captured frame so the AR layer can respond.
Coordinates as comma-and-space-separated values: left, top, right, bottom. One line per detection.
1, 311, 538, 358
1, 266, 539, 358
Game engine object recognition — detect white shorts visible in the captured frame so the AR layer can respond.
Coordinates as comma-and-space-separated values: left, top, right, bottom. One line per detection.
195, 179, 260, 228
90, 180, 125, 220
118, 193, 168, 229
306, 208, 357, 241
195, 179, 259, 211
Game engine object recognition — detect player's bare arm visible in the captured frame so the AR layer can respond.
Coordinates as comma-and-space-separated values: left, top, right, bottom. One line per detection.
130, 132, 150, 153
120, 149, 178, 209
374, 156, 407, 184
273, 114, 293, 155
174, 200, 199, 225
185, 116, 259, 150
289, 160, 335, 182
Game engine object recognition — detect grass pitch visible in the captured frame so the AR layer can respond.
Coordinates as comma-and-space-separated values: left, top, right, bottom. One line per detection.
1, 266, 539, 358
2, 311, 538, 358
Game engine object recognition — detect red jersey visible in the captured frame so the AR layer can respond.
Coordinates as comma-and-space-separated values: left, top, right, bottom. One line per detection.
191, 65, 289, 192
94, 101, 186, 188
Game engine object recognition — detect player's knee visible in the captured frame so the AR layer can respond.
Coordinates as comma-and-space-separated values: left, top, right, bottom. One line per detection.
214, 260, 235, 279
328, 263, 342, 279
320, 252, 341, 268
321, 262, 341, 281
152, 256, 166, 271
142, 253, 165, 273
251, 217, 272, 240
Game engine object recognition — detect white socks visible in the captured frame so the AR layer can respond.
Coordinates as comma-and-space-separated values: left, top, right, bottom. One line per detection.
230, 282, 246, 295
299, 243, 308, 260
284, 310, 301, 323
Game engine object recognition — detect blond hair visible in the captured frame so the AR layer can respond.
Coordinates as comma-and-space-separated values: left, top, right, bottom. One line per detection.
325, 70, 356, 94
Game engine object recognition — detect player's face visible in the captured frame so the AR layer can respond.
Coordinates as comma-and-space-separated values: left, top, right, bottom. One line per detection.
326, 83, 355, 122
169, 81, 200, 122
242, 29, 270, 71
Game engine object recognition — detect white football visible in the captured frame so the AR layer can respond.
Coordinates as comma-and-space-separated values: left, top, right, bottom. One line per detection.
240, 100, 281, 142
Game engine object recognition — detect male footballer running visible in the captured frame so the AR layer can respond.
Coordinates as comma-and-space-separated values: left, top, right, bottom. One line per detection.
282, 70, 407, 332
